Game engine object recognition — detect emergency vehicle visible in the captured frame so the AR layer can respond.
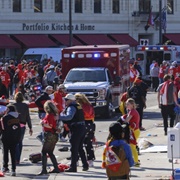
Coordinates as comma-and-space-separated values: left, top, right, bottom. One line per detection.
135, 45, 180, 75
61, 45, 130, 118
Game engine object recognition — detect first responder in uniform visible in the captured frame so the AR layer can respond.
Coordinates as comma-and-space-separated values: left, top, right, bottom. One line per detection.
59, 93, 89, 172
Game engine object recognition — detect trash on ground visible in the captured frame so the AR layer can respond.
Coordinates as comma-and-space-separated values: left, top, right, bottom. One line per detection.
140, 145, 167, 153
138, 138, 154, 150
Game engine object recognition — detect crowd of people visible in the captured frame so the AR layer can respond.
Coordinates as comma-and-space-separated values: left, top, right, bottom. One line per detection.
0, 57, 180, 179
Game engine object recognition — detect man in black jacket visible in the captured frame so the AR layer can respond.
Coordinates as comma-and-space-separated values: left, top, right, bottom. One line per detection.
59, 94, 89, 172
0, 104, 21, 176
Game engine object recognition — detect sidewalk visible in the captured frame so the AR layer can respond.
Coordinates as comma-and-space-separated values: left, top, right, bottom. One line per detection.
48, 125, 177, 180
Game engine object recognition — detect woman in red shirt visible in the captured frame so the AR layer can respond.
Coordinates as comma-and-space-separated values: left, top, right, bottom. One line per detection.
38, 100, 60, 175
124, 98, 140, 167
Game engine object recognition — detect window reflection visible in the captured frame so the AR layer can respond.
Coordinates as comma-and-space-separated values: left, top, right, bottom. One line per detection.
167, 0, 173, 14
113, 0, 119, 14
75, 0, 82, 13
94, 0, 101, 13
13, 0, 21, 12
55, 0, 63, 13
34, 0, 42, 13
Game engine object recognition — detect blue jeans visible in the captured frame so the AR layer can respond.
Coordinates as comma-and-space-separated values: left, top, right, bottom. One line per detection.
37, 112, 46, 143
15, 126, 26, 162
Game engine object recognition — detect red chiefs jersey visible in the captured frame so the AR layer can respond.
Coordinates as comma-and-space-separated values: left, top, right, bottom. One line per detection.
0, 71, 10, 88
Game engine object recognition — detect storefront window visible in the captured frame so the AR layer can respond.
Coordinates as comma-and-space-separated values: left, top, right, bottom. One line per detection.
55, 0, 63, 13
113, 0, 119, 14
139, 0, 151, 13
13, 0, 21, 12
75, 0, 82, 13
94, 0, 101, 13
167, 0, 174, 14
34, 0, 42, 13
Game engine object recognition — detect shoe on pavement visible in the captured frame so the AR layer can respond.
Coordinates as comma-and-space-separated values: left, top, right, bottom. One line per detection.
58, 146, 68, 152
82, 166, 89, 171
37, 170, 48, 175
140, 127, 146, 131
88, 160, 94, 167
11, 171, 16, 176
49, 169, 60, 173
64, 168, 77, 172
66, 156, 71, 160
134, 162, 141, 167
2, 168, 9, 173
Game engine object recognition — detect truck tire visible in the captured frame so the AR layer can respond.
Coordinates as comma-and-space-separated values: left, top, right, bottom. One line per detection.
103, 99, 113, 119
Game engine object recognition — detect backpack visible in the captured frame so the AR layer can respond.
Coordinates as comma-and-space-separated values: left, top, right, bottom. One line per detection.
13, 72, 19, 84
103, 141, 130, 178
1, 115, 21, 144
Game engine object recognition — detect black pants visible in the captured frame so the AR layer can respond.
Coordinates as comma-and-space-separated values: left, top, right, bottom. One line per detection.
161, 104, 176, 133
84, 121, 96, 161
136, 103, 144, 128
151, 77, 159, 91
2, 142, 16, 171
69, 124, 88, 171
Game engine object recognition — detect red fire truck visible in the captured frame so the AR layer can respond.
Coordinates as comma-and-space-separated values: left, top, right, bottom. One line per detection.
61, 45, 130, 118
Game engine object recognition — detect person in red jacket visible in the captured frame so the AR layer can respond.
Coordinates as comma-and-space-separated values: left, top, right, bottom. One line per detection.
75, 93, 96, 167
53, 84, 66, 113
53, 84, 69, 142
0, 67, 10, 96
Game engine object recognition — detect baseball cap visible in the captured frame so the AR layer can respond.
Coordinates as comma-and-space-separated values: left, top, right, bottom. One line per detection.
65, 94, 76, 101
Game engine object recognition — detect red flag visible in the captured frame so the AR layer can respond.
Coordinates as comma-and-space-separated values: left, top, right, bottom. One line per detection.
144, 7, 154, 31
148, 8, 154, 27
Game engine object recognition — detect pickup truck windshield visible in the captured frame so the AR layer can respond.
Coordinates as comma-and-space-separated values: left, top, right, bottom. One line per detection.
65, 70, 106, 82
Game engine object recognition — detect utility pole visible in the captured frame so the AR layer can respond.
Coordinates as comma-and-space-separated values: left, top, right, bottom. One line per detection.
159, 0, 162, 45
69, 0, 72, 47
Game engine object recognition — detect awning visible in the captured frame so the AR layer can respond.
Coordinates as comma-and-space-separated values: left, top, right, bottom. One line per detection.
12, 34, 57, 48
50, 34, 82, 46
0, 35, 20, 48
164, 34, 180, 45
109, 34, 138, 47
75, 34, 116, 45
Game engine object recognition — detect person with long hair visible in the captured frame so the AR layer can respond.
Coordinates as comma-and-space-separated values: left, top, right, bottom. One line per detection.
13, 92, 33, 165
124, 98, 140, 166
38, 100, 60, 175
75, 93, 96, 167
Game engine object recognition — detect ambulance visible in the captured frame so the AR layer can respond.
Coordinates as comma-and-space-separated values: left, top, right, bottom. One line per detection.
61, 45, 130, 118
135, 45, 180, 75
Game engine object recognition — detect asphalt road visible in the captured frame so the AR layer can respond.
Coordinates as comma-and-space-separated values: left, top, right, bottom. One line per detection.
0, 90, 161, 179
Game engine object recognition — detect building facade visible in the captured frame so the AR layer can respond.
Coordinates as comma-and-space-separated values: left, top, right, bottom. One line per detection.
0, 0, 179, 59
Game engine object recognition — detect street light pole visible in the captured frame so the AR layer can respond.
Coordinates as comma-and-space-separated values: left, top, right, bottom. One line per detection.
69, 0, 72, 47
159, 0, 162, 45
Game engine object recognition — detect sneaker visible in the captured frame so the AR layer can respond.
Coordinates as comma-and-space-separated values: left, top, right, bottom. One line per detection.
2, 168, 9, 173
11, 171, 16, 176
134, 162, 141, 167
59, 136, 67, 142
88, 160, 94, 167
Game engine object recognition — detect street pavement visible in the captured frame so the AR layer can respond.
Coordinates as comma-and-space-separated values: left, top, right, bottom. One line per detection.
0, 91, 179, 180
